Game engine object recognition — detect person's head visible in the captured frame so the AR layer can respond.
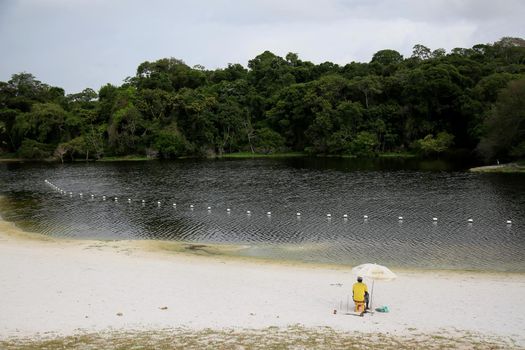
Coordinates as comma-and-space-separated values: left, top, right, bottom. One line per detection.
357, 276, 363, 282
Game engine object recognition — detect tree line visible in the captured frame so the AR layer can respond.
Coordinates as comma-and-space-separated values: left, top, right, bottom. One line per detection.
1, 37, 524, 162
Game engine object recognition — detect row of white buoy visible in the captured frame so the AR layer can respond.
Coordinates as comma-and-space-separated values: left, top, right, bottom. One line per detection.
44, 180, 514, 225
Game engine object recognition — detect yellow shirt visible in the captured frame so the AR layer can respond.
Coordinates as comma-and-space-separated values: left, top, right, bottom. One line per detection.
352, 282, 368, 302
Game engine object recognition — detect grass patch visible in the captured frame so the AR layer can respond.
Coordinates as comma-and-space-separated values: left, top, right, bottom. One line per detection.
313, 152, 415, 159
0, 152, 17, 159
378, 152, 417, 158
97, 155, 153, 162
321, 154, 358, 158
220, 152, 307, 158
469, 163, 525, 173
0, 326, 515, 350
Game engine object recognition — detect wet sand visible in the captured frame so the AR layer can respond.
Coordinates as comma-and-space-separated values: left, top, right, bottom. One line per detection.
0, 218, 524, 347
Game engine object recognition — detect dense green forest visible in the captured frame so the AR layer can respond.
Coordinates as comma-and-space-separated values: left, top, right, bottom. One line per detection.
1, 37, 524, 162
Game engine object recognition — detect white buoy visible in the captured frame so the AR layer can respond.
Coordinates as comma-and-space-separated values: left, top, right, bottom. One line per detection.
128, 198, 131, 202
247, 210, 251, 214
363, 215, 368, 219
398, 216, 403, 220
343, 214, 348, 218
327, 214, 331, 217
226, 208, 231, 212
296, 212, 301, 216
468, 218, 473, 223
142, 199, 145, 203
102, 196, 106, 200
433, 217, 438, 221
207, 206, 211, 210
507, 220, 512, 225
79, 193, 83, 197
173, 203, 176, 206
115, 197, 118, 201
157, 201, 161, 205
267, 212, 271, 215
190, 204, 194, 208
91, 194, 94, 198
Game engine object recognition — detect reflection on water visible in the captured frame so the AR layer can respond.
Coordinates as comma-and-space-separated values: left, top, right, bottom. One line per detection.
0, 158, 523, 272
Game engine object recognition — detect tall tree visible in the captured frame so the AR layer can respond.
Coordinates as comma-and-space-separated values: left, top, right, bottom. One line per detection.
478, 78, 525, 161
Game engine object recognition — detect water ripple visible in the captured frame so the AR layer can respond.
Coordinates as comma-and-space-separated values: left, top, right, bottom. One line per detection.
0, 159, 523, 272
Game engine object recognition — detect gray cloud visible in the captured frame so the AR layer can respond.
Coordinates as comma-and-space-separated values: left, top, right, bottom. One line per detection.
1, 0, 524, 93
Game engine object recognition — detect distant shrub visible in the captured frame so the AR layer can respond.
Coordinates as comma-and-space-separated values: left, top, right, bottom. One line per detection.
413, 132, 454, 155
350, 131, 379, 157
154, 130, 191, 158
17, 139, 53, 159
326, 130, 353, 154
254, 127, 285, 153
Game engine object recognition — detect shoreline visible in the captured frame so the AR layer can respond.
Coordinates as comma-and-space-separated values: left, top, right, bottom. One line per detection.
1, 217, 522, 277
1, 217, 524, 348
470, 162, 525, 173
1, 151, 422, 163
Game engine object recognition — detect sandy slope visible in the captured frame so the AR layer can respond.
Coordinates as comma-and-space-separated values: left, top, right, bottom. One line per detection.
0, 219, 524, 346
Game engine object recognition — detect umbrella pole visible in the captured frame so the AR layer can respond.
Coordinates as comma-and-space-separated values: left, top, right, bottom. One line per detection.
370, 279, 375, 310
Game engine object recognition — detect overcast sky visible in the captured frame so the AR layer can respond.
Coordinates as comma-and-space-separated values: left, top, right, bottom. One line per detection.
1, 0, 524, 93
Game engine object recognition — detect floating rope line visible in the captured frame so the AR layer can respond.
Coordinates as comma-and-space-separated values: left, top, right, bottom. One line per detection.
43, 179, 515, 226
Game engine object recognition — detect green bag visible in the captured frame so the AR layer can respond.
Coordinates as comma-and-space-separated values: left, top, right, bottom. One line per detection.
375, 305, 390, 313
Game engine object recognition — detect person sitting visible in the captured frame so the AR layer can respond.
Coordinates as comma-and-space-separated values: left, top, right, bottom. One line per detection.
352, 276, 368, 315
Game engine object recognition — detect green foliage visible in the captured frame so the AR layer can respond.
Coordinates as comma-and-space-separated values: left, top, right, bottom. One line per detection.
1, 37, 524, 162
412, 44, 432, 60
370, 50, 403, 76
510, 141, 525, 158
13, 103, 69, 145
154, 129, 190, 158
371, 49, 404, 66
350, 75, 382, 109
325, 129, 352, 154
478, 78, 525, 161
253, 127, 285, 153
413, 132, 455, 155
248, 51, 296, 96
64, 136, 92, 160
350, 131, 379, 157
17, 139, 54, 159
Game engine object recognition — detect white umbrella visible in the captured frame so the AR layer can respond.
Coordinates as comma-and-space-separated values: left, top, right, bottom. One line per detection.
351, 263, 396, 310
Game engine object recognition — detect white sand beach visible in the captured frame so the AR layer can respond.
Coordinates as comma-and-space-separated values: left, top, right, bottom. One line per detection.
0, 218, 524, 348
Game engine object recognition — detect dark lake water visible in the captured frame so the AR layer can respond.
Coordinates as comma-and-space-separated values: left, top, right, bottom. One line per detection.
0, 157, 524, 272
